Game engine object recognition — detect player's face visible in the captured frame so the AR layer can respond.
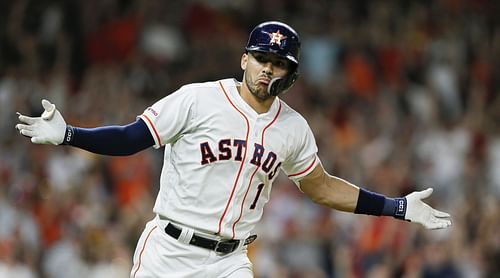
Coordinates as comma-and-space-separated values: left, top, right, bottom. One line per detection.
241, 51, 291, 101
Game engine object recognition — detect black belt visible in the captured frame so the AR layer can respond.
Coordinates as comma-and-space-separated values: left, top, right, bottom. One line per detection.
164, 223, 257, 255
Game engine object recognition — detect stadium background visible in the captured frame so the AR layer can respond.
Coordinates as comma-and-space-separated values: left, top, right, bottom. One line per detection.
1, 0, 499, 277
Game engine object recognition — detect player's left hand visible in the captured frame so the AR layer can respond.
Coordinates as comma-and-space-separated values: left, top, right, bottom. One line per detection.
15, 99, 67, 145
404, 188, 452, 229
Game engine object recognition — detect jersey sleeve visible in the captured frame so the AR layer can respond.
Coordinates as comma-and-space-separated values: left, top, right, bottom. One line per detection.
281, 119, 320, 183
138, 86, 196, 148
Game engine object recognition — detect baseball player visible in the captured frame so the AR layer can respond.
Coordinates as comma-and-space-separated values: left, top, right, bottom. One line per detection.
15, 21, 452, 278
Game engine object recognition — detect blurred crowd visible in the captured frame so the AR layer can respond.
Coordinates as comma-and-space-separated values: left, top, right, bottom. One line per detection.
1, 0, 499, 277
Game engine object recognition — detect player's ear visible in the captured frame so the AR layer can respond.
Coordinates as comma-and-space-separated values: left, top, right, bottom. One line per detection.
241, 53, 248, 70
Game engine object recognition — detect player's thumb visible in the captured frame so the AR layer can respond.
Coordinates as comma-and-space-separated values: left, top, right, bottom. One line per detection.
42, 99, 55, 112
41, 99, 56, 120
415, 188, 433, 200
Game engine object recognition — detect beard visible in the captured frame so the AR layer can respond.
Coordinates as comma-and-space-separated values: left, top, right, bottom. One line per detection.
244, 73, 273, 101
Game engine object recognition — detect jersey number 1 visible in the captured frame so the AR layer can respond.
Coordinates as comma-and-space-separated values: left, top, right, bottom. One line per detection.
249, 183, 265, 210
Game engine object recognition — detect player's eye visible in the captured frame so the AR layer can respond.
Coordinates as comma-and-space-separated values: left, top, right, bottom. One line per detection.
253, 54, 266, 63
274, 60, 286, 68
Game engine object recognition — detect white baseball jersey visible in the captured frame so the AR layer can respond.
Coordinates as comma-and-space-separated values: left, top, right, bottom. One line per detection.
138, 78, 319, 240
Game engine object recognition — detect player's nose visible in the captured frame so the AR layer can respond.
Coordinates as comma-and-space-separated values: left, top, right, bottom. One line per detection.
261, 62, 273, 74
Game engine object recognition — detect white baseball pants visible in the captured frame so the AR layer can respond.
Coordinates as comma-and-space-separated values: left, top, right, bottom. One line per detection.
130, 216, 253, 278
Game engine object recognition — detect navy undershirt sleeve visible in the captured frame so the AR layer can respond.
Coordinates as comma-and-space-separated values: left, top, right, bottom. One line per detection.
62, 118, 155, 156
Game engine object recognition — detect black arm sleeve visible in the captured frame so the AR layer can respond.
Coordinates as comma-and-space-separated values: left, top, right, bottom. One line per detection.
63, 118, 155, 156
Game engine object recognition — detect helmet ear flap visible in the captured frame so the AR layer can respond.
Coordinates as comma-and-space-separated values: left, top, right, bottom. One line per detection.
267, 70, 299, 96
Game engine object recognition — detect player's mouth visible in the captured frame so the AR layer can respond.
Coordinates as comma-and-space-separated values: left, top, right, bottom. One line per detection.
256, 76, 271, 85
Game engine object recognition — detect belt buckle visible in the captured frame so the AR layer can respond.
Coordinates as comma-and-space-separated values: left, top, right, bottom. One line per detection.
214, 239, 239, 255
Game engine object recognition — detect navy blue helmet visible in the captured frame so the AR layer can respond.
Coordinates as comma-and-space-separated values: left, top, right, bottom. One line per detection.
245, 21, 301, 96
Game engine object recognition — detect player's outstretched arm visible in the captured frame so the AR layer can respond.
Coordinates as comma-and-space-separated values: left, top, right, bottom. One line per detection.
16, 99, 155, 155
299, 164, 452, 230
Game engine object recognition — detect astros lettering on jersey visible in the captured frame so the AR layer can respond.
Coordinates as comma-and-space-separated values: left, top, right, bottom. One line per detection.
139, 78, 319, 240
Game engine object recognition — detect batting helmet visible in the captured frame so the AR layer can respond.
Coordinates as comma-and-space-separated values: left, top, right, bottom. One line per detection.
245, 21, 301, 96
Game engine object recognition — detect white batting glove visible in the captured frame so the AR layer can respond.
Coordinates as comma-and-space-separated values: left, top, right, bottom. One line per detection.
404, 188, 452, 230
15, 99, 66, 145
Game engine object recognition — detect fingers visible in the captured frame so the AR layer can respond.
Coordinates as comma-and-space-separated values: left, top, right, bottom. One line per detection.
426, 217, 452, 230
421, 207, 452, 230
15, 124, 33, 131
432, 208, 451, 219
31, 137, 46, 144
426, 221, 452, 230
19, 128, 37, 137
18, 114, 38, 125
16, 115, 38, 138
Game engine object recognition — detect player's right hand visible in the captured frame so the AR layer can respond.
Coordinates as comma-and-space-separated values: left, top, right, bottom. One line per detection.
15, 99, 67, 145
